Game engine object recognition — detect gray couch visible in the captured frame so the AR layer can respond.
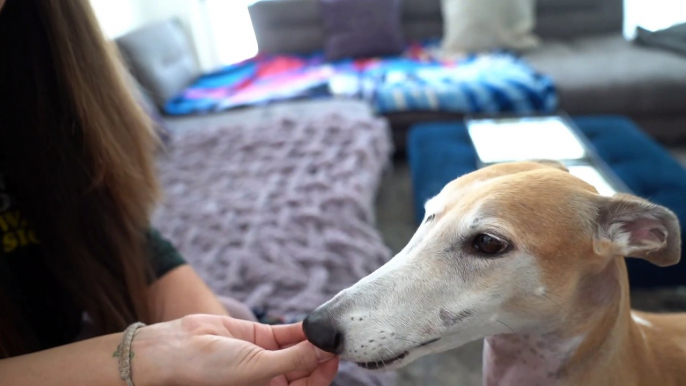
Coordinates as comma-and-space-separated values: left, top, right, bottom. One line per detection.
249, 0, 686, 144
115, 19, 376, 137
116, 19, 201, 108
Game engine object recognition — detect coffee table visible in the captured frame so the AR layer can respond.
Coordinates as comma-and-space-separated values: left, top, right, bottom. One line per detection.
407, 115, 686, 288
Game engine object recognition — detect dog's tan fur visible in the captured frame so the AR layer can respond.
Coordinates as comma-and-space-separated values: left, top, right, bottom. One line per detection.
458, 161, 686, 385
305, 161, 684, 385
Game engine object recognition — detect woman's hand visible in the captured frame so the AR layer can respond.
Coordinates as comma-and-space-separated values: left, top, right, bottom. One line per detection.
133, 314, 339, 386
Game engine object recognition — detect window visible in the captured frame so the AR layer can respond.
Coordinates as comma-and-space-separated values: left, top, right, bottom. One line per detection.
624, 0, 686, 39
204, 0, 258, 65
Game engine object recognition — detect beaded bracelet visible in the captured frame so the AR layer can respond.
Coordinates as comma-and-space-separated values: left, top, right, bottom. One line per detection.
118, 322, 146, 386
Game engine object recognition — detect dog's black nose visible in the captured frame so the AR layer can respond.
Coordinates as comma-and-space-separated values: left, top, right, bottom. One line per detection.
303, 312, 342, 354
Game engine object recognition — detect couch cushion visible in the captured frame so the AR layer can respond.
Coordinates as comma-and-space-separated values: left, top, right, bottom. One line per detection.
320, 0, 405, 61
440, 0, 539, 54
402, 0, 443, 41
249, 0, 325, 54
536, 0, 622, 39
635, 23, 686, 57
523, 34, 686, 116
116, 19, 199, 108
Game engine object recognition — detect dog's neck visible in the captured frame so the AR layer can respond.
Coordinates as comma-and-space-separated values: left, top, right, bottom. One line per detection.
483, 258, 640, 386
483, 331, 586, 386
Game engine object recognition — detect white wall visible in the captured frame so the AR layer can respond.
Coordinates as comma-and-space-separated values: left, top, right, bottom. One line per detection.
89, 0, 221, 71
138, 0, 221, 71
90, 0, 146, 39
90, 0, 258, 71
624, 0, 686, 39
205, 0, 258, 65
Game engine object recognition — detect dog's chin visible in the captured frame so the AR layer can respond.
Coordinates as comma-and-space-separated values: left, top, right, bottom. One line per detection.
349, 340, 441, 371
353, 350, 410, 371
348, 330, 489, 371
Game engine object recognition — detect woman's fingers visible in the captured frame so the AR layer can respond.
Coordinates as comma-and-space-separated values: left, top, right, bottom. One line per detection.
284, 367, 314, 383
271, 323, 307, 348
289, 357, 339, 386
231, 321, 308, 350
218, 319, 307, 349
218, 316, 255, 340
259, 341, 336, 379
203, 316, 339, 385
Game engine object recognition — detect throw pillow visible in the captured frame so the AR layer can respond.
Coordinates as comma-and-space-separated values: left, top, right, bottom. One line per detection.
320, 0, 405, 61
440, 0, 539, 55
635, 23, 686, 57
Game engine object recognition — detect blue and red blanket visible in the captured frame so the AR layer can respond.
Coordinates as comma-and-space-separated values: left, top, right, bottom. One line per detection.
164, 41, 557, 116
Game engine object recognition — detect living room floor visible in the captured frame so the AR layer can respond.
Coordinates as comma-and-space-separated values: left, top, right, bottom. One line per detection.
375, 147, 686, 386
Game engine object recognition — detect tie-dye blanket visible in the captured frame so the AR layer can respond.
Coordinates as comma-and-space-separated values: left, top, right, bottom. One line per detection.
164, 41, 557, 116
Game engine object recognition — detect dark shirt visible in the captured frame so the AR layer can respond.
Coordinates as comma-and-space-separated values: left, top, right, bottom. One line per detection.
0, 170, 186, 351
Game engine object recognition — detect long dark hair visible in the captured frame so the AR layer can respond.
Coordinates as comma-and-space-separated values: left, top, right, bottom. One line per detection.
0, 0, 158, 357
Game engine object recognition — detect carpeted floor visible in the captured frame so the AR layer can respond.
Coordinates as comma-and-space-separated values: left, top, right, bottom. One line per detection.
375, 147, 686, 386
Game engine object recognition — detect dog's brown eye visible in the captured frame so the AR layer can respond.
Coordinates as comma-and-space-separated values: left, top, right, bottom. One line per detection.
472, 234, 508, 255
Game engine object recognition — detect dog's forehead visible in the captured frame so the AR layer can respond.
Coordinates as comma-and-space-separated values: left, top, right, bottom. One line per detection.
442, 162, 568, 195
434, 162, 597, 225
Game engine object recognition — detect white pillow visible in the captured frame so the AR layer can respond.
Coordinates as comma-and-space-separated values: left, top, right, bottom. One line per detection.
440, 0, 539, 55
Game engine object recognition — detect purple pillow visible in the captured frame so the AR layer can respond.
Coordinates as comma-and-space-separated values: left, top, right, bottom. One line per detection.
320, 0, 405, 61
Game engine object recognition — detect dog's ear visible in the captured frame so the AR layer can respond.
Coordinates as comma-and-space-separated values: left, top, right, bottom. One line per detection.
529, 159, 569, 172
595, 193, 681, 267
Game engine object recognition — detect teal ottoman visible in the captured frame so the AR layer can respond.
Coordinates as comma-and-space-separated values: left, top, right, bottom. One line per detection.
408, 116, 686, 288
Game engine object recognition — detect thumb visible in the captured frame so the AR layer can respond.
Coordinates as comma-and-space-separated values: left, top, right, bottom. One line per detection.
260, 341, 336, 378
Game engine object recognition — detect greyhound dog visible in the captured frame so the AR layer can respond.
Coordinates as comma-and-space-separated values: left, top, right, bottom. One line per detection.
303, 161, 685, 385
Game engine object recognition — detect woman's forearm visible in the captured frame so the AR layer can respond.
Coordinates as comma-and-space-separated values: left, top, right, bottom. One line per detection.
147, 265, 229, 322
0, 315, 339, 386
0, 332, 132, 386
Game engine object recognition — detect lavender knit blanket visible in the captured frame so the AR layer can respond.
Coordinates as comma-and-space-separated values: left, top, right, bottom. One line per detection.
153, 113, 395, 385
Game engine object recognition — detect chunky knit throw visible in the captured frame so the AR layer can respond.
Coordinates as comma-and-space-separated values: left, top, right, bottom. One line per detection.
153, 114, 395, 385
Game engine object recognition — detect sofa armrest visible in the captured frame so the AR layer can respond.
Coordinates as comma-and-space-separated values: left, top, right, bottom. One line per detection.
116, 18, 200, 108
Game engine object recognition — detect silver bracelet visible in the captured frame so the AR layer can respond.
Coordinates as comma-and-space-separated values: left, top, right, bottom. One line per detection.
118, 322, 146, 386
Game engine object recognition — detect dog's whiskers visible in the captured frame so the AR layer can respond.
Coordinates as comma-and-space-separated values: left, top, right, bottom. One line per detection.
496, 319, 516, 334
541, 292, 564, 311
381, 345, 396, 358
542, 289, 564, 300
538, 289, 565, 311
377, 356, 384, 368
375, 352, 387, 368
